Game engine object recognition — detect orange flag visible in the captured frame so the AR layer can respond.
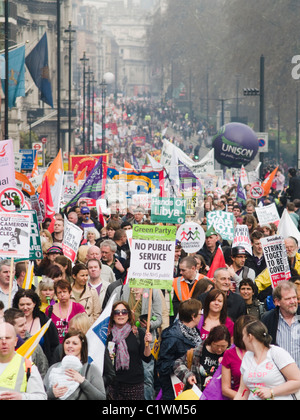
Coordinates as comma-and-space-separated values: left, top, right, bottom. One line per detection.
75, 167, 87, 185
31, 153, 39, 178
124, 160, 135, 170
37, 149, 63, 194
261, 166, 278, 196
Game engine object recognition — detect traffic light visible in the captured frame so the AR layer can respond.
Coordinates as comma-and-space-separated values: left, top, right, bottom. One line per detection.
243, 88, 260, 96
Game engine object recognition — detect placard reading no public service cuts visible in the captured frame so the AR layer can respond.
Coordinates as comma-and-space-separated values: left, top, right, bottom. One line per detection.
128, 224, 176, 290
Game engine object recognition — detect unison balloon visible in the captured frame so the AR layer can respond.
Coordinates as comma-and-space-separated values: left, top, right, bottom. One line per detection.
212, 123, 259, 168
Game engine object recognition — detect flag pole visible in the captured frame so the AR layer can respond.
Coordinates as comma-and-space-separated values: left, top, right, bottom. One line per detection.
145, 289, 153, 348
8, 257, 14, 308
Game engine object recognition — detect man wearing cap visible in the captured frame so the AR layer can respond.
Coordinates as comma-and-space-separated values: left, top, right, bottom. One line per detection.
79, 206, 95, 236
197, 226, 220, 266
227, 246, 256, 292
79, 206, 102, 235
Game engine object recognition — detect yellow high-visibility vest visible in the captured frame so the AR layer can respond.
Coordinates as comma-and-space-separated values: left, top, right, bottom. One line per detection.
0, 353, 29, 392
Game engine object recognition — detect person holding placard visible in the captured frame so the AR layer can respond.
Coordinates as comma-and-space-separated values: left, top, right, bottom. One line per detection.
157, 299, 202, 400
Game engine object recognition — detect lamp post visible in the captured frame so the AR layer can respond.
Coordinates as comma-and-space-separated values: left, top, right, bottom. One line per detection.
243, 55, 265, 175
91, 74, 96, 154
100, 79, 107, 154
85, 67, 93, 155
100, 72, 115, 154
80, 52, 89, 154
64, 21, 76, 155
4, 0, 9, 139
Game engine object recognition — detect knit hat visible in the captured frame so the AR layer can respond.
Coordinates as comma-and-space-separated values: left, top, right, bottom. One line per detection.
47, 245, 63, 255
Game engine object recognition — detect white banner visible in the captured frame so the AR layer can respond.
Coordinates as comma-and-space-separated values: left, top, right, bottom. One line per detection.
255, 203, 280, 227
232, 225, 252, 255
62, 217, 83, 262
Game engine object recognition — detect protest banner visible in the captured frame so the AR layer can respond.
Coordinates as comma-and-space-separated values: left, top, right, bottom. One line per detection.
176, 222, 205, 253
261, 235, 291, 288
128, 224, 176, 290
0, 212, 30, 259
232, 225, 252, 255
62, 217, 83, 262
69, 154, 110, 178
206, 210, 235, 241
151, 197, 186, 224
255, 203, 280, 227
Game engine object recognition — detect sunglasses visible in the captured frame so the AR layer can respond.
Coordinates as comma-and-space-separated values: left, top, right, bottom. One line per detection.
113, 309, 129, 316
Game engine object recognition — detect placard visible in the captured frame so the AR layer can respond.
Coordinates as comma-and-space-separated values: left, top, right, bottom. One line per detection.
62, 217, 83, 262
207, 210, 235, 241
261, 235, 290, 288
128, 225, 176, 290
176, 222, 205, 253
0, 212, 30, 259
232, 225, 252, 255
255, 203, 280, 227
15, 210, 42, 261
151, 197, 186, 224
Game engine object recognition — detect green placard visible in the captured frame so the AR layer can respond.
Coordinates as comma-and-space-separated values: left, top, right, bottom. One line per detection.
129, 224, 177, 290
16, 210, 42, 261
132, 224, 177, 241
151, 197, 186, 224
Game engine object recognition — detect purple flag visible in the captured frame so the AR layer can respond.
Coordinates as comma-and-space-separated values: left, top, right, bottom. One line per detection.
178, 160, 203, 193
64, 157, 104, 208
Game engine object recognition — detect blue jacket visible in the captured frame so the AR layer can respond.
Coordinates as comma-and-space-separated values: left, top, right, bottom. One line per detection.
156, 321, 200, 376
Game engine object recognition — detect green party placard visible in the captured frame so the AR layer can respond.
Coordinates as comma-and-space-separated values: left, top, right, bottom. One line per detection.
128, 224, 177, 290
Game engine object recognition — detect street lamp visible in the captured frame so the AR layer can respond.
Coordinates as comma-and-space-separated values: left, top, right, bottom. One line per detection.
243, 55, 265, 175
100, 72, 115, 154
64, 21, 76, 155
80, 52, 89, 154
4, 0, 8, 139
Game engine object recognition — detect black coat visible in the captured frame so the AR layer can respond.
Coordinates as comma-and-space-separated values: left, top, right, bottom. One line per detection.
287, 175, 300, 201
261, 306, 300, 344
36, 310, 60, 365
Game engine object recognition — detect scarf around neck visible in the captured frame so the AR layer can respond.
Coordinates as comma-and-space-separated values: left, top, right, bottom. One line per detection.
111, 323, 132, 371
178, 320, 202, 347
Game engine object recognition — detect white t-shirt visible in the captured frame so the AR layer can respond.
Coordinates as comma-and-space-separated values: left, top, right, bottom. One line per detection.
241, 345, 296, 400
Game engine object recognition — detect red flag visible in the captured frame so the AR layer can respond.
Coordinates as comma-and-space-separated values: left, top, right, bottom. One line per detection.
38, 176, 55, 230
98, 203, 106, 228
207, 246, 226, 279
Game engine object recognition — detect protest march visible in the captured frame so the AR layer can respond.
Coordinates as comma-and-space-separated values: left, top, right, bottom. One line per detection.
1, 102, 300, 403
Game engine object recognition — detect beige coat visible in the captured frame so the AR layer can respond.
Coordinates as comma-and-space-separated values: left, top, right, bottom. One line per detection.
71, 286, 101, 325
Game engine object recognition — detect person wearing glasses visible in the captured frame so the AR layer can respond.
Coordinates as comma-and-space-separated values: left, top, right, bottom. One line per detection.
106, 300, 153, 400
